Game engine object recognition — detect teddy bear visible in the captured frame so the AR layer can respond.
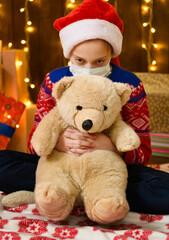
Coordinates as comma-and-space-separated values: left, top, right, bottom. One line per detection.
2, 75, 140, 224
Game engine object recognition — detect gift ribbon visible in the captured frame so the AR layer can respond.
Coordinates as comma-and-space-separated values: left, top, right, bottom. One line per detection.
0, 122, 15, 138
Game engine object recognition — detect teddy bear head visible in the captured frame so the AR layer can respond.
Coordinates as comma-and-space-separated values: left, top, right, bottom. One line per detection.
52, 75, 131, 133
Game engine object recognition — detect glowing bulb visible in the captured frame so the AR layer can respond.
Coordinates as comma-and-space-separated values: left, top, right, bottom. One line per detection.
29, 0, 34, 2
27, 21, 32, 26
151, 28, 156, 33
16, 124, 19, 128
152, 60, 156, 65
24, 78, 30, 83
16, 60, 23, 69
67, 3, 73, 8
8, 42, 12, 48
21, 40, 26, 44
26, 26, 35, 32
145, 0, 150, 3
26, 101, 31, 107
143, 22, 148, 27
30, 84, 35, 89
143, 6, 149, 11
68, 61, 71, 66
7, 115, 11, 119
142, 44, 146, 49
20, 8, 25, 12
149, 65, 157, 71
71, 0, 75, 2
24, 47, 29, 52
153, 43, 158, 48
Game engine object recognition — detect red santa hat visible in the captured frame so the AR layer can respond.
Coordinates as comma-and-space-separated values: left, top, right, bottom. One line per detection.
54, 0, 123, 59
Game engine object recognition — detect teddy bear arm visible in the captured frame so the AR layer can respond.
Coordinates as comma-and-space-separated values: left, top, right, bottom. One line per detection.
109, 118, 141, 152
31, 107, 67, 156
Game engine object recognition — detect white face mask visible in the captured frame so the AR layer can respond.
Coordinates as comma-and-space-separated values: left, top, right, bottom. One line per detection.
69, 62, 112, 77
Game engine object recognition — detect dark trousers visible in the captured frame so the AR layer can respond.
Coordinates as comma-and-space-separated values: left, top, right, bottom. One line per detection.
1, 150, 169, 214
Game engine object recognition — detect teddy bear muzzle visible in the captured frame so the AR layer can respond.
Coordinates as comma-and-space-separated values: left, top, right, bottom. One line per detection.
75, 109, 104, 133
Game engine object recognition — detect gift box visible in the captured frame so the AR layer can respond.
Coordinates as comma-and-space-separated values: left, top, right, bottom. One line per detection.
0, 93, 26, 150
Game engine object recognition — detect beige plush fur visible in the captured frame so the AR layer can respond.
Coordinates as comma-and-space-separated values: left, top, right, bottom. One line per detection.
2, 75, 140, 224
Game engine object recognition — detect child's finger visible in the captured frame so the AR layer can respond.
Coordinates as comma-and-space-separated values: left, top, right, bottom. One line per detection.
66, 139, 95, 149
65, 128, 96, 140
69, 148, 93, 156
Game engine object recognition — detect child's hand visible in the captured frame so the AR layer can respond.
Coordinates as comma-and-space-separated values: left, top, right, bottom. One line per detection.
55, 128, 96, 156
55, 128, 122, 156
92, 132, 120, 154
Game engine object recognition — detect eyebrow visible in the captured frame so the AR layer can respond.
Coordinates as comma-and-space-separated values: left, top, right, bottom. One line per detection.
73, 54, 84, 59
73, 54, 108, 59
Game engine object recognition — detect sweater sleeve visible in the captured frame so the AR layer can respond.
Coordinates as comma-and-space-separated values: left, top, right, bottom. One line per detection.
27, 73, 56, 154
122, 81, 152, 165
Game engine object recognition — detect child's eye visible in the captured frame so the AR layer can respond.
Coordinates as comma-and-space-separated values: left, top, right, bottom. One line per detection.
96, 60, 104, 64
76, 59, 84, 64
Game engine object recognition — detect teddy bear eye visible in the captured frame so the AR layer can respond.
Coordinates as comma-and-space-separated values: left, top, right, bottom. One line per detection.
103, 105, 107, 111
76, 105, 83, 110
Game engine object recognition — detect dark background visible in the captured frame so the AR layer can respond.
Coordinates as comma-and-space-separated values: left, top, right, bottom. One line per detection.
0, 0, 168, 102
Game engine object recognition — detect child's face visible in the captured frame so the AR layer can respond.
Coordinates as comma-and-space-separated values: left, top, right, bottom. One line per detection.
70, 39, 112, 69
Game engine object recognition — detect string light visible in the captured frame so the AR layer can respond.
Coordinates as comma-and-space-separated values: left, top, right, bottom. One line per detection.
153, 43, 158, 48
24, 0, 37, 95
142, 44, 147, 49
24, 77, 30, 83
20, 8, 25, 12
30, 84, 35, 89
16, 124, 20, 128
26, 101, 31, 107
67, 3, 74, 8
21, 40, 26, 44
24, 47, 29, 52
18, 61, 23, 66
27, 21, 32, 25
8, 42, 12, 48
143, 6, 149, 12
143, 22, 149, 27
141, 0, 159, 72
149, 65, 157, 71
26, 26, 35, 32
151, 27, 156, 33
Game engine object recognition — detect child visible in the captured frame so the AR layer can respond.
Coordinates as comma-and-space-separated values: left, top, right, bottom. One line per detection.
1, 0, 169, 215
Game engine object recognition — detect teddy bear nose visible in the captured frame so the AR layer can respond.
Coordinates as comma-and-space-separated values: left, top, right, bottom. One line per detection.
82, 119, 93, 131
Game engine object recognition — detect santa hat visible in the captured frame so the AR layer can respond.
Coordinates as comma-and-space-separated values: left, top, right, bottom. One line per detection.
54, 0, 123, 59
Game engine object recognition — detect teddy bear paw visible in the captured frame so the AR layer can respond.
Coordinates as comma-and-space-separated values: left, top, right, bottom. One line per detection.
116, 135, 141, 152
90, 197, 129, 224
35, 183, 74, 221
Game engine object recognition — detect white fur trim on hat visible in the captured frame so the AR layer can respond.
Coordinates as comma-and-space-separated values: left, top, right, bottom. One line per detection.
59, 19, 123, 58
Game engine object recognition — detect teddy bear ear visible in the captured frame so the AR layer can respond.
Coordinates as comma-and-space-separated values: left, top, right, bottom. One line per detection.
113, 82, 132, 106
52, 77, 74, 99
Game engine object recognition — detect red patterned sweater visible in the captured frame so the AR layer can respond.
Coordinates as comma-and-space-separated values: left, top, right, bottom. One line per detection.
27, 64, 152, 165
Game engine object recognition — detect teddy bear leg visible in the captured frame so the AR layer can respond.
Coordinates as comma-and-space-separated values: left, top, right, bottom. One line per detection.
81, 151, 129, 224
35, 153, 79, 221
35, 177, 79, 221
83, 177, 129, 224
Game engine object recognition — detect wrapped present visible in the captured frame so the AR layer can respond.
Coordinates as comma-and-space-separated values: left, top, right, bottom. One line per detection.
0, 93, 26, 150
